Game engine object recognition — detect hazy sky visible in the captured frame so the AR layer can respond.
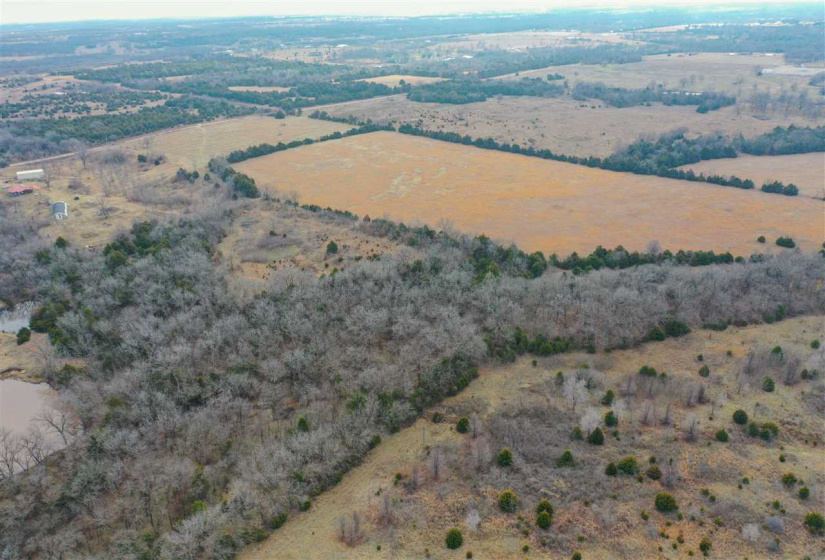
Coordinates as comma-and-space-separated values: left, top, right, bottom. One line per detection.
1, 0, 808, 26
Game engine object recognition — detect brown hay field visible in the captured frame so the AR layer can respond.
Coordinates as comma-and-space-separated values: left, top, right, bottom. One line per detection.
234, 131, 824, 256
357, 74, 445, 86
321, 95, 818, 158
228, 86, 291, 93
115, 115, 352, 169
240, 316, 825, 560
678, 153, 825, 199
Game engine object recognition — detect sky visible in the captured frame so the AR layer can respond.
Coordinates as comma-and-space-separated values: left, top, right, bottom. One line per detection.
1, 0, 812, 26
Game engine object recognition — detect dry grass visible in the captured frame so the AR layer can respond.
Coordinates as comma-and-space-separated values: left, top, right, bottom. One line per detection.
504, 53, 819, 97
321, 94, 819, 158
357, 75, 445, 86
240, 316, 825, 560
0, 332, 49, 383
114, 115, 352, 169
234, 131, 824, 255
218, 202, 409, 285
678, 153, 825, 199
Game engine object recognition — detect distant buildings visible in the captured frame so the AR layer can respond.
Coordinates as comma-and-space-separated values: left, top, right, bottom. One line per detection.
51, 201, 68, 219
16, 169, 44, 181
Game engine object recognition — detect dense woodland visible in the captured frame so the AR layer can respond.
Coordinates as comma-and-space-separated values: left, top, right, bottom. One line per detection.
1, 201, 822, 559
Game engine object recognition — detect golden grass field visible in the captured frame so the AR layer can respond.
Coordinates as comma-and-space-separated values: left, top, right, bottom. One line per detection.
357, 75, 445, 86
321, 94, 819, 158
115, 115, 352, 169
241, 316, 825, 560
678, 153, 825, 199
235, 131, 824, 256
504, 53, 821, 97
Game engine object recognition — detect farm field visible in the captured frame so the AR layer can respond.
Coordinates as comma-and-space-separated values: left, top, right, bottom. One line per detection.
241, 316, 825, 560
503, 52, 822, 97
235, 131, 824, 255
678, 153, 825, 199
114, 114, 352, 169
320, 95, 818, 158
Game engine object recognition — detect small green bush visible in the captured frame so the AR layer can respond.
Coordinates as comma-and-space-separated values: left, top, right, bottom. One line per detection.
456, 417, 470, 434
804, 512, 824, 535
757, 235, 766, 243
572, 552, 582, 560
655, 493, 678, 512
799, 486, 810, 500
617, 456, 639, 475
663, 318, 691, 337
601, 389, 615, 406
497, 448, 514, 467
812, 340, 821, 349
570, 426, 583, 440
639, 365, 658, 377
498, 490, 519, 513
698, 365, 710, 377
445, 528, 463, 549
781, 473, 797, 486
604, 410, 618, 427
296, 417, 309, 432
647, 465, 662, 480
762, 376, 775, 392
16, 327, 31, 345
775, 236, 795, 249
326, 240, 339, 254
587, 427, 604, 446
557, 450, 575, 468
536, 499, 554, 516
699, 536, 712, 556
605, 462, 618, 476
732, 409, 748, 425
536, 510, 552, 530
715, 429, 729, 442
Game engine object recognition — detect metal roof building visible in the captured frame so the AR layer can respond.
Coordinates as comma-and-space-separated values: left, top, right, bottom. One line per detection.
51, 201, 68, 219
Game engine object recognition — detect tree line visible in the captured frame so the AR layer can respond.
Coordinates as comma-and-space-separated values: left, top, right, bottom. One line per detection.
572, 82, 736, 112
0, 96, 253, 164
391, 123, 821, 195
406, 77, 565, 104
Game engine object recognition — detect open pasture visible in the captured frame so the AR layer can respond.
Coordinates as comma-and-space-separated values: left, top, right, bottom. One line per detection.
322, 94, 818, 158
505, 52, 821, 97
679, 153, 825, 199
235, 131, 823, 256
115, 114, 352, 169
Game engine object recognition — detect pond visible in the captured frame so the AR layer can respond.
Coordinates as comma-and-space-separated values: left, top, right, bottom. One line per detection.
0, 302, 34, 333
0, 378, 58, 437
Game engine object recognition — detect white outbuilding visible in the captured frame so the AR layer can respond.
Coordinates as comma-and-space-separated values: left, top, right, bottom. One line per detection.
16, 169, 44, 181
